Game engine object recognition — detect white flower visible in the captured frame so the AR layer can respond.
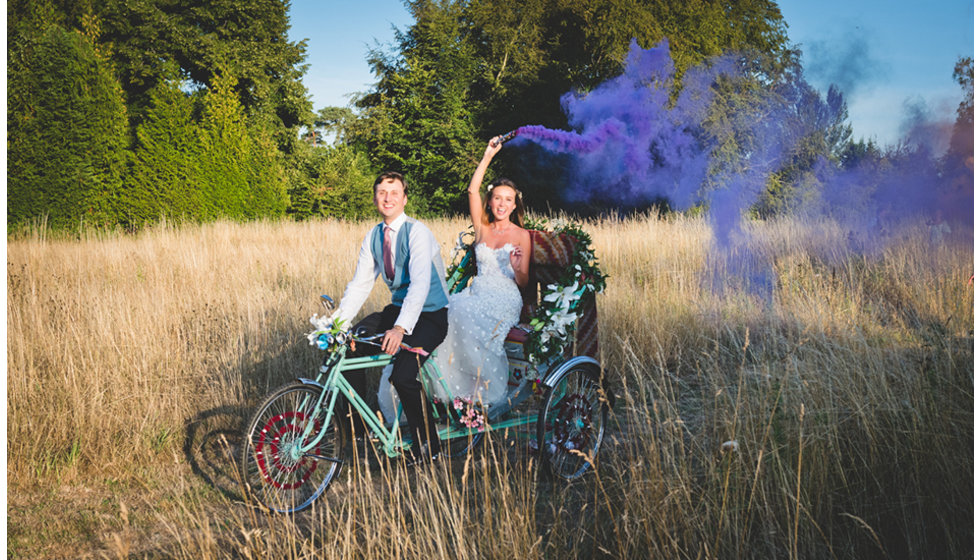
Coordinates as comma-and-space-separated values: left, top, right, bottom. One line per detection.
307, 313, 336, 345
562, 282, 582, 307
549, 309, 577, 335
542, 283, 561, 300
543, 281, 581, 305
309, 313, 333, 331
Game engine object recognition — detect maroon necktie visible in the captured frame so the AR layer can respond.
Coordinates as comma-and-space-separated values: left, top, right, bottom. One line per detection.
383, 226, 395, 281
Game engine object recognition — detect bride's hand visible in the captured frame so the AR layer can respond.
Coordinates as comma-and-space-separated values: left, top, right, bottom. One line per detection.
483, 138, 503, 161
509, 245, 523, 270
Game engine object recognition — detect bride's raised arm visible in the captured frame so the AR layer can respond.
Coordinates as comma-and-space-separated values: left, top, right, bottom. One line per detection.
467, 138, 503, 238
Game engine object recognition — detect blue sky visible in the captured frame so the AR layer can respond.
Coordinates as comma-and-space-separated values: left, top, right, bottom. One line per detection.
287, 0, 973, 147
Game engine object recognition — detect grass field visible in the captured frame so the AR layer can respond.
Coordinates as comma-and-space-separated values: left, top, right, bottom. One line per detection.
7, 214, 973, 559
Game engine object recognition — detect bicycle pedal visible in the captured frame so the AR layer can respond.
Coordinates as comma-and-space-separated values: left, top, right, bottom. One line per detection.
404, 443, 442, 467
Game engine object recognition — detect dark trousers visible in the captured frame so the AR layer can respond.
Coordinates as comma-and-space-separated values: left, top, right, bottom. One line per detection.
342, 304, 448, 452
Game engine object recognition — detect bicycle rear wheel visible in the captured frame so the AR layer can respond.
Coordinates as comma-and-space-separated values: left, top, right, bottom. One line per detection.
240, 382, 346, 513
536, 363, 608, 480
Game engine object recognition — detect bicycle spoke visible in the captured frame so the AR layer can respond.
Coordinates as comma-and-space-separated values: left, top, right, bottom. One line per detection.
537, 365, 607, 480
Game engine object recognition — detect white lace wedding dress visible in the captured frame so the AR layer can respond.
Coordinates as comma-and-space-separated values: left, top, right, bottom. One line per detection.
431, 242, 522, 409
378, 242, 522, 423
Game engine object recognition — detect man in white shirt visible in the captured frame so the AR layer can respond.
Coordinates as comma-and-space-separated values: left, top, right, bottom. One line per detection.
330, 171, 449, 464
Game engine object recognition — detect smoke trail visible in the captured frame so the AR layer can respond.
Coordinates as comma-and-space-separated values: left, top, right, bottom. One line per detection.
898, 97, 956, 159
806, 30, 887, 97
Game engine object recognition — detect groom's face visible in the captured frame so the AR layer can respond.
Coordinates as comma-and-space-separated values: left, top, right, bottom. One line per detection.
374, 178, 407, 223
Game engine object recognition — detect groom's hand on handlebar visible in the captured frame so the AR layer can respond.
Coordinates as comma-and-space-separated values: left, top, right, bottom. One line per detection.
382, 325, 406, 355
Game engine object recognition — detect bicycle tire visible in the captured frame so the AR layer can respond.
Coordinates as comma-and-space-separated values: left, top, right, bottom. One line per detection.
240, 381, 346, 513
535, 363, 608, 480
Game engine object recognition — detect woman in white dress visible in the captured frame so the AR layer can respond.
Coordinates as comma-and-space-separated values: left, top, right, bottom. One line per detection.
379, 138, 531, 423
428, 138, 532, 412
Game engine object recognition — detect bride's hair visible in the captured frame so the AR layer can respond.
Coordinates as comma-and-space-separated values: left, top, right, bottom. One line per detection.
483, 178, 525, 227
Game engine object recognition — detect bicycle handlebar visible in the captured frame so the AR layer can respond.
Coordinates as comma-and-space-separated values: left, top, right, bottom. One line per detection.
310, 295, 429, 356
313, 327, 429, 356
353, 331, 430, 356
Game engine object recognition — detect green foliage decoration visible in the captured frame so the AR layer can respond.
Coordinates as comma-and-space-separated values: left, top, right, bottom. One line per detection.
521, 218, 607, 365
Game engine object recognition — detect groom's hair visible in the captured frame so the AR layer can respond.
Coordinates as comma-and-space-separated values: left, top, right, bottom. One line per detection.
373, 171, 406, 194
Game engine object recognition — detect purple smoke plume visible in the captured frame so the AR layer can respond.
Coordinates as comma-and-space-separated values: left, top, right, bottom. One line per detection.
504, 39, 971, 293
511, 40, 721, 213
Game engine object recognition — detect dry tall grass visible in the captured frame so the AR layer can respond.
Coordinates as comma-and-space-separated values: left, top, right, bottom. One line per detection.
7, 214, 972, 559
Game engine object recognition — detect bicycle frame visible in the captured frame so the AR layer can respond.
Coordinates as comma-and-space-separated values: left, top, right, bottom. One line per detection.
289, 333, 550, 461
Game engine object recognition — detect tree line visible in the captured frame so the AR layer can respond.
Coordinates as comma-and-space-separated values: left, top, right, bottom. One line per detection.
7, 0, 973, 231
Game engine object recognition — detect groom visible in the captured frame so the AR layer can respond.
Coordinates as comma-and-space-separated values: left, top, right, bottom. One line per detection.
330, 171, 449, 464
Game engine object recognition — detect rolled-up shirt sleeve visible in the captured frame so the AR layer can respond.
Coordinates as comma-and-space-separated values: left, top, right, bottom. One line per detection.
331, 229, 379, 328
394, 224, 443, 334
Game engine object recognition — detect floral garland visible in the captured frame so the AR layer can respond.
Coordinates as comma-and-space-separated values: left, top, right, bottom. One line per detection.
445, 218, 606, 366
452, 397, 487, 431
521, 218, 606, 365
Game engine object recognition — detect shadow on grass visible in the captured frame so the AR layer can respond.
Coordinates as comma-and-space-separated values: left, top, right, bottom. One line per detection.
183, 404, 249, 502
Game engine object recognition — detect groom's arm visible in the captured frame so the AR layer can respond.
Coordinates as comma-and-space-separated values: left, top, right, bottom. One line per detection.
331, 229, 380, 327
393, 224, 441, 335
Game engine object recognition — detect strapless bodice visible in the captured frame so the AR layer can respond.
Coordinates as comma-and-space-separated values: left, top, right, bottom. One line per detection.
475, 242, 515, 281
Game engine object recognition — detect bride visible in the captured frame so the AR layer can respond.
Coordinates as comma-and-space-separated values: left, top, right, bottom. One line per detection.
431, 137, 531, 411
378, 137, 531, 421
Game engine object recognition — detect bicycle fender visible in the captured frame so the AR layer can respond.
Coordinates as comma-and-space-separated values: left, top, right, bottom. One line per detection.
297, 377, 324, 390
542, 356, 616, 409
542, 356, 600, 387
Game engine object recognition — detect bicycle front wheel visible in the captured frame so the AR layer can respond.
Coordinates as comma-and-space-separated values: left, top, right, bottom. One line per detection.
240, 382, 346, 513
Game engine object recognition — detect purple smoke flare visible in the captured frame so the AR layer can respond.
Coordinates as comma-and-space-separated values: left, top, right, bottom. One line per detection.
503, 39, 971, 296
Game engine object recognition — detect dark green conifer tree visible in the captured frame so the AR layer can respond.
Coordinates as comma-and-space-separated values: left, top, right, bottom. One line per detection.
8, 24, 129, 230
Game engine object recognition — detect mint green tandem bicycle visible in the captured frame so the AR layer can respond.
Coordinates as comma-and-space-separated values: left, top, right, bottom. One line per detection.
240, 267, 609, 514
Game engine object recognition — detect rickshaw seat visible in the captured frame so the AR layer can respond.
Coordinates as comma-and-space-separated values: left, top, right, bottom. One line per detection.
505, 326, 529, 344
